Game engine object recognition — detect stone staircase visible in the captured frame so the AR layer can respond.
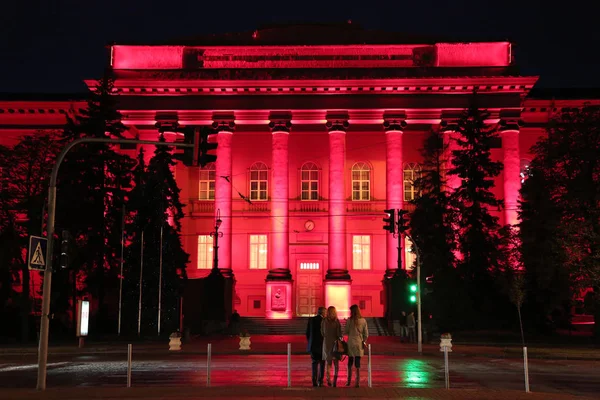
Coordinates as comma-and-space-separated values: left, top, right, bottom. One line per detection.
239, 317, 392, 336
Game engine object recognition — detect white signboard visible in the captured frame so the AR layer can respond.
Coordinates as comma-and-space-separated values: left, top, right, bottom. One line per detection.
77, 300, 89, 337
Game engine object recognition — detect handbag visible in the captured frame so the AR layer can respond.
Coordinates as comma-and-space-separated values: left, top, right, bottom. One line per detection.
333, 339, 347, 361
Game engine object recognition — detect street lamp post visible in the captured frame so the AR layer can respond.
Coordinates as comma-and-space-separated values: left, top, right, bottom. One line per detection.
210, 209, 223, 271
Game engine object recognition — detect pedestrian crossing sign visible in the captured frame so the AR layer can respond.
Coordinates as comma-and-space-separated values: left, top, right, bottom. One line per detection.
28, 235, 48, 271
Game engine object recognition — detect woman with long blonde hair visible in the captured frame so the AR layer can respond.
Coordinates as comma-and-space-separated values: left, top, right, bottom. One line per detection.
344, 304, 368, 387
321, 306, 342, 386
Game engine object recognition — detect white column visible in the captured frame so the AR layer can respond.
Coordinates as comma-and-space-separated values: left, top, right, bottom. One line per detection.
214, 124, 234, 277
501, 122, 520, 227
385, 126, 404, 275
325, 119, 351, 319
265, 121, 292, 319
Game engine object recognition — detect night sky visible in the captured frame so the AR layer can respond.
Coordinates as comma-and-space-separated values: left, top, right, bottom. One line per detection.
2, 0, 599, 93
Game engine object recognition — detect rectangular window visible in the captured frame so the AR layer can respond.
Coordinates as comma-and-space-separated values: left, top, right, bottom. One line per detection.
197, 235, 214, 269
301, 169, 319, 200
404, 236, 416, 271
198, 169, 215, 200
250, 170, 268, 201
249, 234, 268, 269
352, 235, 371, 270
403, 168, 420, 201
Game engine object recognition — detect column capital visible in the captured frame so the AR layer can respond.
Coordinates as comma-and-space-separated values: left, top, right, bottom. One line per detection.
212, 116, 235, 133
383, 118, 407, 132
269, 119, 292, 133
326, 118, 349, 133
499, 119, 521, 132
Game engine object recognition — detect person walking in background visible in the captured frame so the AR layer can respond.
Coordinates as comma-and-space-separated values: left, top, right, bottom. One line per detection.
306, 306, 326, 387
407, 311, 416, 343
400, 311, 408, 342
344, 304, 368, 388
229, 309, 241, 336
321, 306, 342, 387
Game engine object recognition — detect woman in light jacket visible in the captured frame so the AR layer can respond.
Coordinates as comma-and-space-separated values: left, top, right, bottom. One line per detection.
344, 304, 368, 387
321, 306, 342, 387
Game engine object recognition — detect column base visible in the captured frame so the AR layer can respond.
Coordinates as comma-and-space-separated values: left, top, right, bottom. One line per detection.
266, 268, 293, 281
265, 279, 293, 320
324, 280, 351, 319
325, 268, 351, 280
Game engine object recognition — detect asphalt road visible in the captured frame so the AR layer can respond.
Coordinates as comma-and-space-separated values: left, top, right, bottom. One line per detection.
0, 353, 599, 398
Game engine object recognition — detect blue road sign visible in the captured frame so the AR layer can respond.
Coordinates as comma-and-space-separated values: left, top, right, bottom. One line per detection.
29, 235, 48, 271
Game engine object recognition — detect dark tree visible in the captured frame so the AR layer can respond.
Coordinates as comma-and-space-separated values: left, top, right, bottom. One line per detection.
523, 105, 600, 337
0, 133, 61, 341
449, 105, 509, 326
409, 129, 461, 331
56, 72, 135, 334
519, 160, 571, 332
125, 137, 188, 336
121, 148, 147, 336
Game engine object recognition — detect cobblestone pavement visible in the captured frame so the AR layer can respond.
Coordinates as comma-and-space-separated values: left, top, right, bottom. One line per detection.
0, 386, 594, 400
0, 354, 599, 398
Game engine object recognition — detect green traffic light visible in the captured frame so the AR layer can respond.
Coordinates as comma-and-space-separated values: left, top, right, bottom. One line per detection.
410, 295, 417, 303
410, 284, 417, 292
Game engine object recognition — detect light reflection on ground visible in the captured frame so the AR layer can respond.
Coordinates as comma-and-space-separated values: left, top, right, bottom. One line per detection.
401, 359, 430, 388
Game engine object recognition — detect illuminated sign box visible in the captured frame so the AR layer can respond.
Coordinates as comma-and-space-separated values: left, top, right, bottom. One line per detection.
77, 300, 89, 337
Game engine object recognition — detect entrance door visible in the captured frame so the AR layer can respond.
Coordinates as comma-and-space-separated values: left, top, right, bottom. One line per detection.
296, 262, 323, 316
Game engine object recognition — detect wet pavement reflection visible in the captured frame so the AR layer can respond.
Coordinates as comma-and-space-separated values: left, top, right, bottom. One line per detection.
0, 353, 599, 398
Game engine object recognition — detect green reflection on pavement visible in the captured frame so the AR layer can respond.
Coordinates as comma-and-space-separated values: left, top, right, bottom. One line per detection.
403, 359, 430, 388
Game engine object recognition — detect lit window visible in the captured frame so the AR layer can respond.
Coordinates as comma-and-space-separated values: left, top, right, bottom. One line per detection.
300, 262, 320, 270
249, 234, 268, 269
520, 159, 531, 183
352, 235, 371, 270
249, 162, 269, 201
404, 236, 416, 271
351, 162, 371, 201
403, 163, 421, 201
199, 162, 215, 200
300, 162, 319, 201
197, 235, 214, 269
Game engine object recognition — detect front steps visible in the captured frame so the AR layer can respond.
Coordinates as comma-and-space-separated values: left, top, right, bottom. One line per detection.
239, 317, 393, 336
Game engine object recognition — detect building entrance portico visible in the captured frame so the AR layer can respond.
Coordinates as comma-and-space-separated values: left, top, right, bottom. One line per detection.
296, 261, 323, 316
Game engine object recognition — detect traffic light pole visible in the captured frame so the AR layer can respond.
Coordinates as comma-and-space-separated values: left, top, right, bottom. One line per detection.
406, 233, 423, 355
37, 137, 194, 390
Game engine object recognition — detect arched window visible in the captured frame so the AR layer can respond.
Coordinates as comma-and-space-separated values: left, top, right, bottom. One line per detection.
351, 162, 371, 201
249, 162, 269, 201
198, 162, 215, 200
520, 159, 532, 183
300, 162, 319, 201
403, 163, 421, 201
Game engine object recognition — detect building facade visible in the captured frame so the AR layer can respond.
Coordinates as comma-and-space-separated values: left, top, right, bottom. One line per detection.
2, 26, 598, 319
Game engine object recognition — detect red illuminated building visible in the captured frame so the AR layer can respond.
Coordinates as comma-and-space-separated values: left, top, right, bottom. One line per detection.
2, 25, 598, 319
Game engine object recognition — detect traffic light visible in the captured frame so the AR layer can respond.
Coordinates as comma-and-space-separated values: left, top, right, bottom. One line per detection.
199, 127, 218, 167
60, 230, 71, 269
383, 209, 396, 234
409, 282, 417, 303
398, 209, 410, 234
170, 127, 200, 167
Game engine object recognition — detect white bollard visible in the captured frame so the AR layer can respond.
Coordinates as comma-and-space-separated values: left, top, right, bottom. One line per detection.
368, 343, 372, 388
443, 346, 450, 389
287, 343, 291, 388
127, 344, 132, 388
207, 343, 211, 387
523, 347, 530, 393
